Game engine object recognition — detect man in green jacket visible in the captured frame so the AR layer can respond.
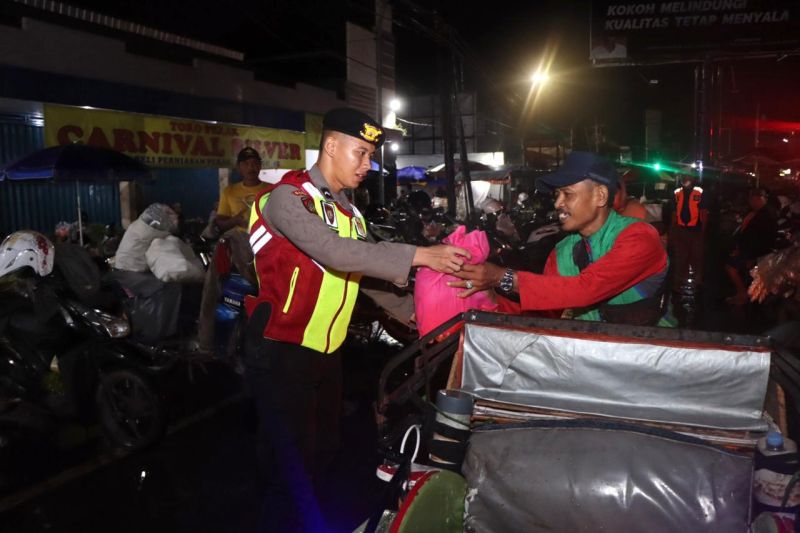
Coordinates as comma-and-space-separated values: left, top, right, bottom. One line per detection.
451, 151, 674, 326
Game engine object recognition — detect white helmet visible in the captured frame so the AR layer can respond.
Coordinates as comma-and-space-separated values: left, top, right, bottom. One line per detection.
0, 231, 55, 278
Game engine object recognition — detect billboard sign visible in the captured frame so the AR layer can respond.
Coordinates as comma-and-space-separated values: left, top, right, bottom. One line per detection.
591, 1, 800, 64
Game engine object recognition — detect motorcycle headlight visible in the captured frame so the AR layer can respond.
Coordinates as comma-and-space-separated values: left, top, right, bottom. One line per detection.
96, 313, 131, 338
66, 300, 131, 338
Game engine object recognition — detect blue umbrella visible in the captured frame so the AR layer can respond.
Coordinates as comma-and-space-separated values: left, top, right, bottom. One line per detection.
1, 144, 152, 243
397, 166, 427, 182
1, 143, 151, 182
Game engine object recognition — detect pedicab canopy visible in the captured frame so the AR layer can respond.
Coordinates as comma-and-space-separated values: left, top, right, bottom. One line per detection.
449, 312, 772, 532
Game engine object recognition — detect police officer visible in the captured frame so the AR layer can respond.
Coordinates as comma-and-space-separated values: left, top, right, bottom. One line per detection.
669, 173, 708, 293
243, 107, 468, 531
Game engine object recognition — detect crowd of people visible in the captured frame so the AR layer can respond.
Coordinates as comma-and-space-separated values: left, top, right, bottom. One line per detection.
40, 104, 797, 532
224, 109, 799, 531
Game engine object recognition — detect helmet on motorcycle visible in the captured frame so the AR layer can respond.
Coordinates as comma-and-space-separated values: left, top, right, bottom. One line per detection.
408, 190, 432, 213
480, 198, 505, 215
140, 203, 179, 234
0, 231, 55, 278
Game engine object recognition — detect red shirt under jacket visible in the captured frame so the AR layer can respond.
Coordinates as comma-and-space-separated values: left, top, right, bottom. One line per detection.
497, 222, 667, 314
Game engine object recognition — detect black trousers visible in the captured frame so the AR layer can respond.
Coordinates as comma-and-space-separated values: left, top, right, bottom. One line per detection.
669, 226, 705, 291
243, 330, 342, 533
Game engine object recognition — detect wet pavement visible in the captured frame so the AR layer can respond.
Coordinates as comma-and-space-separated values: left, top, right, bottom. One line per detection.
1, 340, 398, 533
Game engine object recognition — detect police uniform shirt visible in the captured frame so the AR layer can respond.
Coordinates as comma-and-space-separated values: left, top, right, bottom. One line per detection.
261, 164, 417, 284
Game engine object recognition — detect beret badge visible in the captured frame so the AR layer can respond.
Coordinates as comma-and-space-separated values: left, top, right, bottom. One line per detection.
360, 123, 383, 143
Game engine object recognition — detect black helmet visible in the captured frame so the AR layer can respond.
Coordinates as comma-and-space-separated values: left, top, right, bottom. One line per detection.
408, 190, 432, 212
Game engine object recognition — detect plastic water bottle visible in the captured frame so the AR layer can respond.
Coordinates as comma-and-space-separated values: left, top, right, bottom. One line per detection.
753, 431, 800, 517
428, 390, 472, 472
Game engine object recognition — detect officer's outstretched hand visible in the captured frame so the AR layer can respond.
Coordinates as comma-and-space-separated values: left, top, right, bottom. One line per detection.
412, 244, 470, 274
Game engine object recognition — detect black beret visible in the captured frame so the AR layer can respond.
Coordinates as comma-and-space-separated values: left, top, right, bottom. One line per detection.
237, 146, 262, 163
322, 107, 385, 147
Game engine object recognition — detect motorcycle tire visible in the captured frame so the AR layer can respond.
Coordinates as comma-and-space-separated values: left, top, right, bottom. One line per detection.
95, 368, 166, 451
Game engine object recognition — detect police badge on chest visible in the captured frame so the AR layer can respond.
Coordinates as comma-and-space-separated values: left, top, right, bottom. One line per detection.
353, 217, 366, 240
322, 201, 338, 230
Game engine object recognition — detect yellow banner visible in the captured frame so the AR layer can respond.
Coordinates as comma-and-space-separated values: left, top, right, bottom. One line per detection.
44, 105, 305, 169
304, 112, 323, 150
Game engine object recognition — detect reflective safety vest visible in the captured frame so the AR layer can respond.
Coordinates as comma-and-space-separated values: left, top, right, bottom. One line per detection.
245, 170, 367, 354
674, 186, 704, 227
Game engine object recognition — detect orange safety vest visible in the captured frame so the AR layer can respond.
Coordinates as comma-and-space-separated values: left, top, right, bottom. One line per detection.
245, 170, 366, 354
674, 186, 704, 227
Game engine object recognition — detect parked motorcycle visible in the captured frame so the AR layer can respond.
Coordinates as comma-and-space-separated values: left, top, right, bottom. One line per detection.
0, 232, 170, 491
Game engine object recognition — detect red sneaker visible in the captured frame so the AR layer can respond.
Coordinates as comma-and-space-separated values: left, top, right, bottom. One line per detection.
375, 462, 440, 488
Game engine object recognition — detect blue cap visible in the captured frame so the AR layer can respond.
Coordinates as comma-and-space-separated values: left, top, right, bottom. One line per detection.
766, 430, 784, 450
536, 151, 619, 198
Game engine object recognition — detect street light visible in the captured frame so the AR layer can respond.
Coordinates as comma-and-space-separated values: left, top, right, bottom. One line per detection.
521, 60, 553, 164
383, 97, 403, 128
530, 70, 549, 86
379, 96, 404, 205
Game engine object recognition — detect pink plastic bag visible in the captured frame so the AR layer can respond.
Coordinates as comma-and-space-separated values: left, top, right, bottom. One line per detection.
414, 225, 498, 337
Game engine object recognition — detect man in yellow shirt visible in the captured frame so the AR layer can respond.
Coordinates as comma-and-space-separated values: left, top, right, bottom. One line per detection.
197, 147, 269, 351
216, 147, 270, 232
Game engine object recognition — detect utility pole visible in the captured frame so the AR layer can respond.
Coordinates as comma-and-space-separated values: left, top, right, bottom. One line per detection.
375, 0, 386, 205
436, 16, 457, 218
454, 60, 474, 227
698, 58, 711, 165
692, 57, 712, 176
755, 101, 760, 187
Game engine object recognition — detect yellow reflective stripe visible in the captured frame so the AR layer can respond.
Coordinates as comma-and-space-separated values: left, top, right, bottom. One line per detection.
249, 193, 270, 232
283, 267, 300, 314
331, 272, 362, 349
302, 269, 346, 352
300, 197, 365, 353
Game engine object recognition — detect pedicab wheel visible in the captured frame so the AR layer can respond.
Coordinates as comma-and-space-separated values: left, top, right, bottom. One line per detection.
96, 369, 166, 451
